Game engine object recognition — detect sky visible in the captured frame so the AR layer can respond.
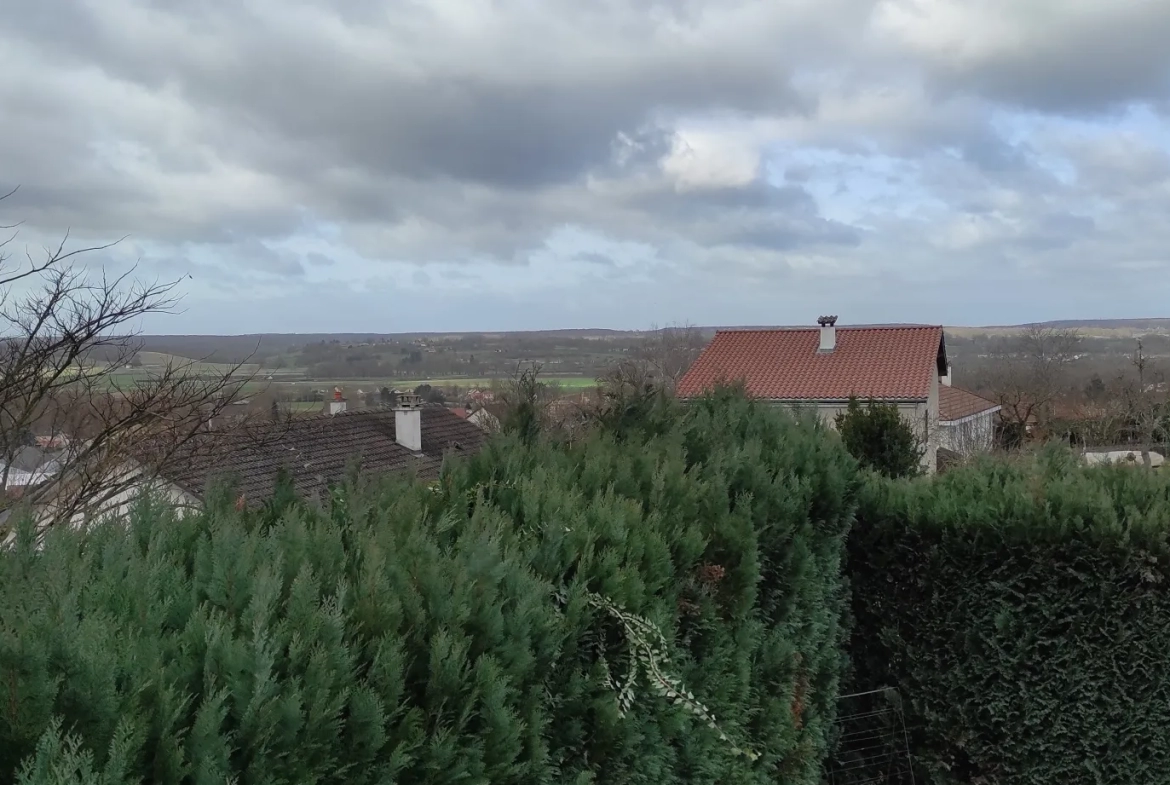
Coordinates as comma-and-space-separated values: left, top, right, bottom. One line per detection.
3, 0, 1170, 334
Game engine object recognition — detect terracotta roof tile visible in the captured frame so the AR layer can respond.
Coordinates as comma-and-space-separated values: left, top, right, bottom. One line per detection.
154, 406, 485, 506
677, 326, 945, 401
938, 386, 1000, 422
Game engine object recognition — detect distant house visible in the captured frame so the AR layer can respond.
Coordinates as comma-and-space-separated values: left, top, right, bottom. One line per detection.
33, 432, 71, 450
10, 396, 486, 529
1, 447, 63, 490
468, 388, 496, 404
144, 396, 486, 510
467, 406, 502, 432
937, 383, 1001, 456
1084, 449, 1165, 468
676, 316, 949, 472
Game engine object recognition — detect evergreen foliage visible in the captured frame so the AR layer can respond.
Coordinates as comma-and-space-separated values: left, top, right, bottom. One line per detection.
0, 389, 857, 784
847, 448, 1170, 784
834, 397, 922, 479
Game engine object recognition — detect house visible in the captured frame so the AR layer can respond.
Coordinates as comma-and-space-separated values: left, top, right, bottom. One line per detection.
937, 380, 1001, 456
147, 394, 485, 510
676, 316, 948, 472
33, 432, 71, 450
467, 405, 503, 432
7, 395, 486, 530
1, 447, 64, 490
1084, 448, 1165, 468
468, 388, 496, 404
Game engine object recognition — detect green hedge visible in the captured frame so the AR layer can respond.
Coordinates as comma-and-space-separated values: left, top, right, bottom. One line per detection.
0, 390, 857, 784
847, 450, 1170, 785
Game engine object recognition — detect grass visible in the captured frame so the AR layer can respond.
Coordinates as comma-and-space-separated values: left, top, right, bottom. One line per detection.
134, 351, 262, 375
396, 376, 599, 389
275, 376, 599, 390
282, 401, 325, 412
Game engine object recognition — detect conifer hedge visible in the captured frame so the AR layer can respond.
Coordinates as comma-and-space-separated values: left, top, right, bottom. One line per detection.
847, 450, 1170, 785
0, 390, 857, 784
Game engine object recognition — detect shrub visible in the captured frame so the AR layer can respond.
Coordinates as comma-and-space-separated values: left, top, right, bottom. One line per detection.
834, 397, 922, 479
1, 389, 857, 784
847, 448, 1170, 784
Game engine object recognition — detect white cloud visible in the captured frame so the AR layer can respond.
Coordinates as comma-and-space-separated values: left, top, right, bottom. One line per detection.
660, 129, 762, 190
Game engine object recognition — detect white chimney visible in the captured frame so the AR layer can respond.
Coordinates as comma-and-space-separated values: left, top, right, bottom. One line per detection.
329, 387, 347, 415
941, 364, 952, 387
817, 315, 838, 353
394, 393, 423, 452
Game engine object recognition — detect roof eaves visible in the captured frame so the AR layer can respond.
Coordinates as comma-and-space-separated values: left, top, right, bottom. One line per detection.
939, 404, 1002, 426
762, 396, 929, 404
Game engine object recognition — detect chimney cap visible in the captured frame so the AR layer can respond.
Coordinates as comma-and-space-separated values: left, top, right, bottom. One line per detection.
333, 387, 344, 401
817, 315, 838, 327
395, 392, 424, 409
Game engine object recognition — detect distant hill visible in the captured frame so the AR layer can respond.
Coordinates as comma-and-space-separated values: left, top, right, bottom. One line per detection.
947, 319, 1170, 339
979, 318, 1170, 330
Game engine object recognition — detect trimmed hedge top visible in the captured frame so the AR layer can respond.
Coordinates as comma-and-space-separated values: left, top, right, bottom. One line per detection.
849, 449, 1170, 785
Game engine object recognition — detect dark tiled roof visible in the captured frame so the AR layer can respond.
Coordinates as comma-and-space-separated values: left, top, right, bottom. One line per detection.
677, 326, 946, 401
1, 446, 62, 474
155, 406, 485, 506
939, 386, 1000, 422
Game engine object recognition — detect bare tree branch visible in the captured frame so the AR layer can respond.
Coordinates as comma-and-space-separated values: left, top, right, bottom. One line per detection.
0, 190, 285, 534
984, 323, 1082, 442
632, 322, 706, 394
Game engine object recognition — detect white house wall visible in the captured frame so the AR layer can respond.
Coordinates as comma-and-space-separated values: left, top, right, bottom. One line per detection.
938, 411, 998, 456
779, 398, 939, 473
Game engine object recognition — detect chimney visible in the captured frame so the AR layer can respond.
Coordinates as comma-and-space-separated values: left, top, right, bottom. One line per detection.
817, 315, 838, 353
941, 363, 952, 387
394, 393, 423, 452
329, 387, 347, 416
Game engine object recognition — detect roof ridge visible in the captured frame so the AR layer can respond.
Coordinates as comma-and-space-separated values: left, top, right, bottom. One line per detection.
716, 324, 942, 334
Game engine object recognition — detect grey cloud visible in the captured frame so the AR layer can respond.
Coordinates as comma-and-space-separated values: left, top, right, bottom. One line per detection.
0, 0, 860, 261
877, 2, 1170, 114
1016, 213, 1097, 252
231, 240, 305, 277
5, 0, 1170, 328
575, 252, 616, 267
305, 252, 335, 267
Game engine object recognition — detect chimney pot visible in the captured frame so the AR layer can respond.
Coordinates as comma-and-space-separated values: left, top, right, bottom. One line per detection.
393, 394, 423, 452
329, 387, 347, 415
817, 315, 838, 353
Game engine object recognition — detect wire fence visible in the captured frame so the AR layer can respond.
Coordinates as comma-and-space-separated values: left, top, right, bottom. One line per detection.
823, 688, 915, 785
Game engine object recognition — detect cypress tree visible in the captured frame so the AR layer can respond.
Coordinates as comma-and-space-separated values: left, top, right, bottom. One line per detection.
2, 388, 856, 785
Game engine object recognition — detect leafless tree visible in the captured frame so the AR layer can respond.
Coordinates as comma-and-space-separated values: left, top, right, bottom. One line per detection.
1110, 339, 1168, 467
631, 322, 706, 394
0, 188, 267, 530
985, 323, 1082, 441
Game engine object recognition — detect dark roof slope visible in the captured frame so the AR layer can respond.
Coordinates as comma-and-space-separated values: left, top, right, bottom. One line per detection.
155, 406, 485, 505
677, 326, 946, 401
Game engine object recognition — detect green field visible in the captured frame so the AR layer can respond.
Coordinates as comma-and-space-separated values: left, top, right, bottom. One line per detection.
135, 351, 263, 375
282, 401, 325, 412
274, 376, 599, 390
399, 376, 598, 389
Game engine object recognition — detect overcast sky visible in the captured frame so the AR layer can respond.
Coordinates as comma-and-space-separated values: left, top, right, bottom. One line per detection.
3, 0, 1170, 333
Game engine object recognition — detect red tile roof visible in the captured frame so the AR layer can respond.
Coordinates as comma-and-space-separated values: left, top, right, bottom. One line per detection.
938, 385, 1000, 422
676, 326, 945, 401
